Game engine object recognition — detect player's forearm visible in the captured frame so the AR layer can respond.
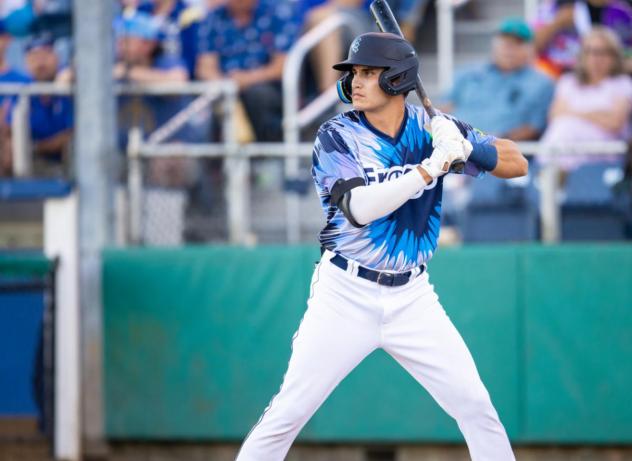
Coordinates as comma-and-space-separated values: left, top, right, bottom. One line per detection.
490, 138, 528, 179
348, 167, 427, 226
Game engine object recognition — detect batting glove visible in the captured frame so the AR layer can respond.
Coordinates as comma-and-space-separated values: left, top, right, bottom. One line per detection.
421, 138, 473, 179
430, 116, 473, 162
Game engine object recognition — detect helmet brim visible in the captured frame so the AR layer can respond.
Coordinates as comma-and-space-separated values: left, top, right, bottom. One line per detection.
333, 57, 390, 71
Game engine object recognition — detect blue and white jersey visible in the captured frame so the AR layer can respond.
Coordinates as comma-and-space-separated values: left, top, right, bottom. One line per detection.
311, 103, 495, 272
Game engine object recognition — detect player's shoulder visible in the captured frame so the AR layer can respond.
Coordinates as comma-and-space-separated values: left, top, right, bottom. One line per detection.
314, 110, 362, 153
317, 110, 361, 134
406, 103, 429, 125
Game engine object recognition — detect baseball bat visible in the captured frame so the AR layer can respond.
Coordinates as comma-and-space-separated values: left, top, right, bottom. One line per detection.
369, 0, 465, 174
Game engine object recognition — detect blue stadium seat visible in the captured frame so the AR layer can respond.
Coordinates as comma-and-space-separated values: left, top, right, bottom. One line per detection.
561, 162, 625, 241
461, 171, 539, 243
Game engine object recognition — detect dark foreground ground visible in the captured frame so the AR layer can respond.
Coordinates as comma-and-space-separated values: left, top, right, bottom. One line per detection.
2, 439, 632, 461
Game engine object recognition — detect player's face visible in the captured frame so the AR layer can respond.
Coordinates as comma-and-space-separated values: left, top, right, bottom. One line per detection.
350, 65, 391, 112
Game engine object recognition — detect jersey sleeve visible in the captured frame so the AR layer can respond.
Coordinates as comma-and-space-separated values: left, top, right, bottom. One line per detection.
442, 113, 497, 178
311, 127, 367, 193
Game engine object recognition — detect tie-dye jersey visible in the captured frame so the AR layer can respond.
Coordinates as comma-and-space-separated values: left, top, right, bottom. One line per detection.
311, 103, 495, 272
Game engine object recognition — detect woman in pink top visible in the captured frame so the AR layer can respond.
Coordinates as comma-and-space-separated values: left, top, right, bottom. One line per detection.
541, 26, 632, 170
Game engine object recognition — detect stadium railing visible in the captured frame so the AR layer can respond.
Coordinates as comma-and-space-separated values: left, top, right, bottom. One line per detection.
0, 85, 628, 246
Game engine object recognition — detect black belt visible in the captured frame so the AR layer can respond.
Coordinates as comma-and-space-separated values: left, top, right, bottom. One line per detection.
329, 253, 425, 287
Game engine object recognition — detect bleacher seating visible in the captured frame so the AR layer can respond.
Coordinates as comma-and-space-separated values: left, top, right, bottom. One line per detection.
461, 171, 539, 242
561, 162, 626, 241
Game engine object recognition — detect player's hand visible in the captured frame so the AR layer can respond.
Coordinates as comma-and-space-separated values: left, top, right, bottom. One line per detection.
430, 116, 473, 162
421, 142, 469, 179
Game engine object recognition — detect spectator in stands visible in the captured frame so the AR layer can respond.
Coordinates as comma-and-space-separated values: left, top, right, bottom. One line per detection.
541, 26, 632, 169
0, 19, 31, 176
122, 0, 205, 79
24, 33, 73, 177
196, 0, 300, 141
115, 12, 201, 188
441, 18, 555, 142
301, 0, 372, 93
108, 12, 189, 145
114, 12, 188, 85
533, 0, 632, 78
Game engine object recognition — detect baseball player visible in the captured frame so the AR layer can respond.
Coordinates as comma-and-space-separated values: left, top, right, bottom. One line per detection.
236, 32, 528, 461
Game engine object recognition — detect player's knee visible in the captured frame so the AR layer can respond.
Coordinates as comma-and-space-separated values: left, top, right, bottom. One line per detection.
455, 383, 495, 419
271, 402, 314, 433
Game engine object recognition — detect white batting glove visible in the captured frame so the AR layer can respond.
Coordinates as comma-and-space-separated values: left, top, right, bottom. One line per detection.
430, 116, 473, 163
421, 139, 472, 178
421, 142, 468, 178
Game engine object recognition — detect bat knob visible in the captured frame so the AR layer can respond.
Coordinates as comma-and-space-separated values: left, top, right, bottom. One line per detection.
449, 160, 465, 174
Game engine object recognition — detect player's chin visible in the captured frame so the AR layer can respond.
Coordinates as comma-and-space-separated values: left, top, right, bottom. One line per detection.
352, 99, 370, 111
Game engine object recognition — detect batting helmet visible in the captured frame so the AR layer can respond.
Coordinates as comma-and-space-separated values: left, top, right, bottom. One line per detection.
334, 32, 419, 104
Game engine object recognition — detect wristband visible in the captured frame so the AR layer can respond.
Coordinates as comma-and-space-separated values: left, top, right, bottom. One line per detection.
469, 142, 498, 172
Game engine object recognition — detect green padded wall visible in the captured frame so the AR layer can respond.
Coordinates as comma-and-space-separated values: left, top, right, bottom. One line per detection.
522, 245, 632, 442
103, 244, 632, 443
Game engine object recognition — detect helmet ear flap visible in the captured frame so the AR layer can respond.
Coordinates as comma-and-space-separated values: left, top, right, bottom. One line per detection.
337, 71, 353, 104
378, 70, 399, 96
379, 65, 418, 96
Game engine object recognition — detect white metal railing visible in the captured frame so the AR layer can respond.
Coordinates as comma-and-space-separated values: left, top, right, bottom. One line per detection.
2, 83, 628, 244
120, 80, 241, 244
282, 12, 362, 243
0, 81, 233, 176
137, 138, 629, 244
437, 0, 456, 92
524, 0, 540, 21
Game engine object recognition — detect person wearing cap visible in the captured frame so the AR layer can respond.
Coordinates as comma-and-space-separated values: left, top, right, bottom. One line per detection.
114, 12, 200, 189
0, 19, 32, 176
441, 17, 554, 142
114, 12, 188, 84
23, 33, 73, 177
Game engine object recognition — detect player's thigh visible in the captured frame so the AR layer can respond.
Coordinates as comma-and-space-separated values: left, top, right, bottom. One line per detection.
383, 299, 489, 412
280, 262, 379, 393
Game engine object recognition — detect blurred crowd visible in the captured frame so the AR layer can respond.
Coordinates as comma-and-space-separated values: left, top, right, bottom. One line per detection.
0, 0, 427, 179
0, 0, 630, 175
0, 0, 631, 240
443, 0, 632, 173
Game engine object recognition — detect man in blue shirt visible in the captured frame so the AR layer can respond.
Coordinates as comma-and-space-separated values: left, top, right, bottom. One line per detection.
24, 33, 73, 177
442, 18, 555, 141
196, 0, 300, 141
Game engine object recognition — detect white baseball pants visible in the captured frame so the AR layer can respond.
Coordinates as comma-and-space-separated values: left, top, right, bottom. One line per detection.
236, 250, 515, 461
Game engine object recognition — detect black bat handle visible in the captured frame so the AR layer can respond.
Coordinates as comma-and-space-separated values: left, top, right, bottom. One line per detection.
369, 0, 403, 36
